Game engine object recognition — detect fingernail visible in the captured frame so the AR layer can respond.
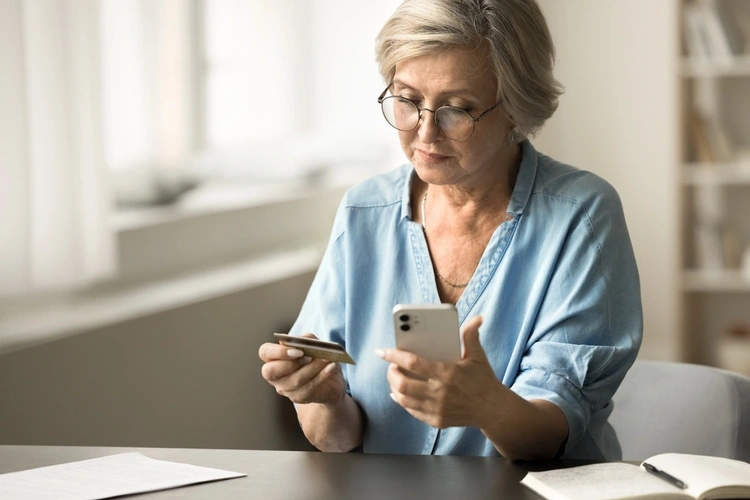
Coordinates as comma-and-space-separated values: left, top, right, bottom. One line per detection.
375, 349, 385, 358
287, 348, 304, 358
389, 392, 397, 403
324, 363, 336, 373
301, 356, 312, 364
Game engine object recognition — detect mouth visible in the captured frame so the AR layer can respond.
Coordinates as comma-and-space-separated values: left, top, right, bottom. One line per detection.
416, 149, 452, 164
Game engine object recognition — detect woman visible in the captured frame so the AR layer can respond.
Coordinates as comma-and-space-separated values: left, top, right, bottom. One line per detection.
259, 0, 642, 461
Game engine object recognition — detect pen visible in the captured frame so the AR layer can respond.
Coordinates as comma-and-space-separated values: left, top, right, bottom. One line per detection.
643, 462, 688, 490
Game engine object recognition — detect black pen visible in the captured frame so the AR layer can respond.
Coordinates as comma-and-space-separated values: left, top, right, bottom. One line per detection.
643, 462, 688, 490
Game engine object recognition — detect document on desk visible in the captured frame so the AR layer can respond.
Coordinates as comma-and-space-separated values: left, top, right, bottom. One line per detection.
0, 452, 246, 500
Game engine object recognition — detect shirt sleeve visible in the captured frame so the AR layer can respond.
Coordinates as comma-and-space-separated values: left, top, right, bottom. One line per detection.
510, 182, 643, 455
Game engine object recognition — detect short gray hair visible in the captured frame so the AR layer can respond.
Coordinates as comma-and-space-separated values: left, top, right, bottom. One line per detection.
375, 0, 563, 143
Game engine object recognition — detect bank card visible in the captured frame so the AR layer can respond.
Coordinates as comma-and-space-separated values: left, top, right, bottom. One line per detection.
274, 333, 356, 365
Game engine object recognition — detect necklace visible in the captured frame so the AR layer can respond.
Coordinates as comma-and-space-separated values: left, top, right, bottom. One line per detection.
421, 187, 470, 289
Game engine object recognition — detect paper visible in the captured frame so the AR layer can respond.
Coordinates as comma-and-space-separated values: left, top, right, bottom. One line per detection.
0, 452, 246, 500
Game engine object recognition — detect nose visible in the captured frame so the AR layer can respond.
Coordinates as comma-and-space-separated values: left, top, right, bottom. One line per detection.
417, 108, 441, 143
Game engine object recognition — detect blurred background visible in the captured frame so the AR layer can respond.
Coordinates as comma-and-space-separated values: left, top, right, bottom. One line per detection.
1, 0, 749, 451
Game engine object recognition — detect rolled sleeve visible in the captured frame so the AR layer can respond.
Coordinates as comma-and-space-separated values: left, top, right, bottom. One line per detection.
512, 342, 630, 454
510, 181, 642, 456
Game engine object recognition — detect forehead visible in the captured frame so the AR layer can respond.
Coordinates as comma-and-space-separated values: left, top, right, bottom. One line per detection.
393, 46, 496, 96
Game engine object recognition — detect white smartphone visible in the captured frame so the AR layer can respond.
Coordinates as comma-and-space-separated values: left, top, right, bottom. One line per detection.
392, 303, 461, 363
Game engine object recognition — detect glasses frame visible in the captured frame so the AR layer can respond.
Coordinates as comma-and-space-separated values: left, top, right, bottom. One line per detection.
377, 85, 502, 142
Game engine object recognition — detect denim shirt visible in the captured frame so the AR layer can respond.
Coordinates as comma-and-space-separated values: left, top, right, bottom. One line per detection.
289, 141, 643, 459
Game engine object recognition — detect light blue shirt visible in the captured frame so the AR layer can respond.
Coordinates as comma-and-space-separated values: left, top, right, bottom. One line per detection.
290, 141, 642, 459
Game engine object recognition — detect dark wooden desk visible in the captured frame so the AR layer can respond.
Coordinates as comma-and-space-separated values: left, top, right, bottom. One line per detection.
0, 445, 582, 499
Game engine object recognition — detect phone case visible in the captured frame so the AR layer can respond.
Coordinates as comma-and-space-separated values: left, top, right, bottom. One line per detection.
392, 304, 461, 362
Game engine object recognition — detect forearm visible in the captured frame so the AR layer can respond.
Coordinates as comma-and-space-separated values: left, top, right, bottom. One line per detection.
297, 393, 364, 452
478, 382, 569, 461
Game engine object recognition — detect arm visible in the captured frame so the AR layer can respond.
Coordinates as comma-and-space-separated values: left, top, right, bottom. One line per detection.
262, 194, 366, 451
475, 383, 568, 460
296, 383, 364, 453
259, 341, 364, 452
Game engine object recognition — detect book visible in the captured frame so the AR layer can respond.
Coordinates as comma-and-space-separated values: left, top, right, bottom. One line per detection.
688, 111, 716, 163
688, 110, 734, 164
692, 184, 726, 269
683, 3, 712, 59
521, 453, 750, 500
697, 0, 733, 63
714, 1, 746, 55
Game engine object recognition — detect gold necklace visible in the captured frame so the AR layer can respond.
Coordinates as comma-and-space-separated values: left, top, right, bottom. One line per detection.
421, 187, 470, 289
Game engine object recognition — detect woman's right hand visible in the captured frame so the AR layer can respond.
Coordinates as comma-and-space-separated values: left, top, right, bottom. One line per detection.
258, 334, 347, 406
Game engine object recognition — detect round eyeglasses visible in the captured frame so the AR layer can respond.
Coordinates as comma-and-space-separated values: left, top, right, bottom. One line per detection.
377, 86, 502, 142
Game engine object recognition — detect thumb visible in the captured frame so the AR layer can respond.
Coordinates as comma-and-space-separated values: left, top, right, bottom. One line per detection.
461, 315, 485, 360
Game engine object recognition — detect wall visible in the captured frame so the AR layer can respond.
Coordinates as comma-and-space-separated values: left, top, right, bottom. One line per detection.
535, 0, 682, 360
0, 273, 316, 451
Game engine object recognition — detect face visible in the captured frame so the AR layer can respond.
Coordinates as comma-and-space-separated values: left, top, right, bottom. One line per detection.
391, 46, 515, 189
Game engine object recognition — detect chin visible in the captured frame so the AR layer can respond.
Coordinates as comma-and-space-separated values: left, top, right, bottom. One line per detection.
412, 163, 458, 186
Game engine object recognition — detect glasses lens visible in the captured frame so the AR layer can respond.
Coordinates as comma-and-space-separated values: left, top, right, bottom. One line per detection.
435, 107, 474, 141
382, 96, 419, 131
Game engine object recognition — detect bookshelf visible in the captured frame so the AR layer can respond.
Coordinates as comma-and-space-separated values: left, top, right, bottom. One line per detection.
679, 0, 750, 375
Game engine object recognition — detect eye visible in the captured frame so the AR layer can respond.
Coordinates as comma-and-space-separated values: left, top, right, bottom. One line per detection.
446, 103, 472, 112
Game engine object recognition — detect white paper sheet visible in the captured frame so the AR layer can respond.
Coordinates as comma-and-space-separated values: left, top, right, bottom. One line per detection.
0, 452, 246, 500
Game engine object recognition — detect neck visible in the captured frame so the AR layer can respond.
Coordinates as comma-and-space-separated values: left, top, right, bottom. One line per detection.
422, 145, 521, 233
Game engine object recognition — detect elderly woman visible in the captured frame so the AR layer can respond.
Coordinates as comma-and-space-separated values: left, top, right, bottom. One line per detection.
259, 0, 642, 461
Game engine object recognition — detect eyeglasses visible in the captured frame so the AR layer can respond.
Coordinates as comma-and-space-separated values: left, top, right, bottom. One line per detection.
377, 86, 501, 142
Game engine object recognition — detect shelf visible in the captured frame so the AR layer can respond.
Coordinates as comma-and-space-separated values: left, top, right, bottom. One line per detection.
682, 269, 750, 292
680, 55, 750, 78
682, 162, 750, 184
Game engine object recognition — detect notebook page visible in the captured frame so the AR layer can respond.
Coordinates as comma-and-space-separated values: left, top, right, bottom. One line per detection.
0, 452, 246, 500
522, 462, 687, 500
646, 453, 750, 499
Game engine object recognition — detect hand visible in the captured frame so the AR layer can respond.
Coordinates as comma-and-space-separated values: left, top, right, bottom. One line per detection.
259, 333, 347, 406
377, 316, 503, 429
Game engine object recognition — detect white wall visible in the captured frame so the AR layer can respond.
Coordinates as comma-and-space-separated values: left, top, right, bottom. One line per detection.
0, 274, 317, 451
535, 0, 682, 360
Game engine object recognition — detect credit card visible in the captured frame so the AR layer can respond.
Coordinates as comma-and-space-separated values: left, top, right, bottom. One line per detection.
274, 333, 356, 365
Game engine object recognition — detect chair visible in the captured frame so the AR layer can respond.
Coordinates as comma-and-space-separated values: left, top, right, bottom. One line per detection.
609, 360, 750, 462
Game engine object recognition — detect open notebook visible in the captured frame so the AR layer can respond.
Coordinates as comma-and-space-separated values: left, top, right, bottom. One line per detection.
521, 453, 750, 500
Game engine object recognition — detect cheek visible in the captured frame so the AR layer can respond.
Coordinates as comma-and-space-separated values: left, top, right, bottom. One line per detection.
397, 131, 415, 156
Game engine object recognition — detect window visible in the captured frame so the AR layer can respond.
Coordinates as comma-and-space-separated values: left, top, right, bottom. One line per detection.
100, 0, 402, 191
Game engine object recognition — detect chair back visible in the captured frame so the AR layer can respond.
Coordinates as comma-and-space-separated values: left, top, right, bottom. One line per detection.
609, 360, 750, 462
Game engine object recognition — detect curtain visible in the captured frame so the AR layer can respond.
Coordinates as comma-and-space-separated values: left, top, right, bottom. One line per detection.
0, 0, 115, 297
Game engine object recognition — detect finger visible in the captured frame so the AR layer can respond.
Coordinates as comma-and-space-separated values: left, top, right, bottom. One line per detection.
391, 391, 454, 429
389, 387, 430, 411
281, 361, 342, 404
376, 348, 432, 378
403, 406, 446, 430
280, 358, 333, 392
261, 357, 314, 381
258, 342, 308, 362
386, 363, 431, 397
460, 315, 485, 360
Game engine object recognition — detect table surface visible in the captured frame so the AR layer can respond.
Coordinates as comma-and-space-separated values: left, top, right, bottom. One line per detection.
0, 445, 591, 499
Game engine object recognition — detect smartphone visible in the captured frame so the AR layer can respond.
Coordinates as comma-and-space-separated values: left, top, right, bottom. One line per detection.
274, 333, 356, 365
392, 304, 461, 363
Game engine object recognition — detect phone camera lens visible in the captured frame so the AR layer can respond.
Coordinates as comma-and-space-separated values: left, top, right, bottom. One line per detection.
399, 314, 409, 322
399, 324, 410, 331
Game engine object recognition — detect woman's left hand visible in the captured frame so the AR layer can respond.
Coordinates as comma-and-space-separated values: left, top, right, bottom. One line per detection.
377, 315, 505, 429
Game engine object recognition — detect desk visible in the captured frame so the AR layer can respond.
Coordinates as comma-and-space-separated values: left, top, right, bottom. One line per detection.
0, 445, 582, 499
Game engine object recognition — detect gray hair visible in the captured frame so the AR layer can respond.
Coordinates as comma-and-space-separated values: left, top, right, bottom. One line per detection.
375, 0, 563, 144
